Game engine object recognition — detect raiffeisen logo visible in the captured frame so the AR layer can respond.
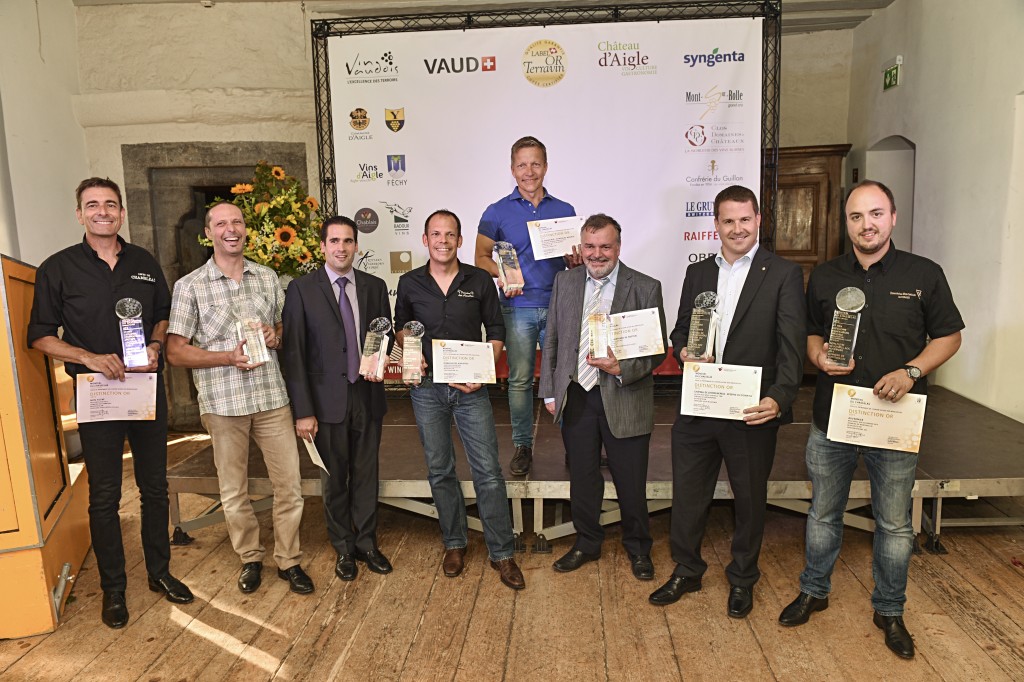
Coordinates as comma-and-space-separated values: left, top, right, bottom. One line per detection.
683, 47, 745, 68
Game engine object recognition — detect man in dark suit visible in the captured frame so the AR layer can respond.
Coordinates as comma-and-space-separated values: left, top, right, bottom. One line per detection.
281, 216, 393, 581
539, 214, 667, 580
649, 185, 805, 617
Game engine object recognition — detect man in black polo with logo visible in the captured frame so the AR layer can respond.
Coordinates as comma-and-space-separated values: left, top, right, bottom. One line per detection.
778, 180, 963, 659
394, 209, 524, 591
28, 177, 193, 629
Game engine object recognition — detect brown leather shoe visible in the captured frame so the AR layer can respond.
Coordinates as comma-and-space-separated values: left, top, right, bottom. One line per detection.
442, 547, 466, 577
490, 557, 526, 590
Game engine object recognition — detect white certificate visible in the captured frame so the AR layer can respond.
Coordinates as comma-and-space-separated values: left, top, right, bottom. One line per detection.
432, 339, 497, 384
826, 384, 928, 453
302, 435, 329, 475
680, 362, 761, 420
527, 216, 584, 260
75, 373, 157, 422
607, 307, 665, 360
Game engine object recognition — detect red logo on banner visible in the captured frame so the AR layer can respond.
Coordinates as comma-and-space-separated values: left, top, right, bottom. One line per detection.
482, 56, 497, 71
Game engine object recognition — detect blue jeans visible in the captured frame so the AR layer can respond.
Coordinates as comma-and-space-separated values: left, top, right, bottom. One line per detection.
410, 378, 515, 560
502, 305, 547, 448
799, 424, 919, 616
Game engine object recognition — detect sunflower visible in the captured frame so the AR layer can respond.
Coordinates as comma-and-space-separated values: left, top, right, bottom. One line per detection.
296, 248, 312, 264
304, 196, 319, 211
253, 202, 270, 215
274, 225, 297, 247
231, 183, 254, 194
271, 166, 286, 180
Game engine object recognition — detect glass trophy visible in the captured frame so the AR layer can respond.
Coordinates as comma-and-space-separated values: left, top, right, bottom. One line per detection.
402, 321, 425, 384
493, 241, 525, 296
588, 313, 611, 359
826, 286, 866, 366
360, 317, 391, 380
232, 296, 270, 365
686, 291, 720, 360
115, 297, 150, 368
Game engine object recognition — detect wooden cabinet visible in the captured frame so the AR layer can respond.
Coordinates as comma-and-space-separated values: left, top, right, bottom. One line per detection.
762, 144, 851, 286
0, 255, 91, 638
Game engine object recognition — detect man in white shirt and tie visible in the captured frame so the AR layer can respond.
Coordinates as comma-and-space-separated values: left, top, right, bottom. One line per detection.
649, 185, 805, 618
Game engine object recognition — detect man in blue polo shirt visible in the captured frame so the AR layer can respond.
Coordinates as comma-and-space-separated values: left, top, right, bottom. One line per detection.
474, 136, 580, 476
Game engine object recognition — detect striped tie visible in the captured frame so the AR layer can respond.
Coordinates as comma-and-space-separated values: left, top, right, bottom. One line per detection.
577, 277, 609, 391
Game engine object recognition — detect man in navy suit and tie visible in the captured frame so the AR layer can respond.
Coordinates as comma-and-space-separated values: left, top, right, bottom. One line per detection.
649, 185, 805, 617
282, 216, 394, 581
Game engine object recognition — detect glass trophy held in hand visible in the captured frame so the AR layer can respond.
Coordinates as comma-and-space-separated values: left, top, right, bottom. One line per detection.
360, 317, 391, 380
826, 287, 866, 366
686, 291, 720, 360
115, 297, 150, 369
493, 241, 525, 296
402, 321, 425, 384
232, 296, 270, 365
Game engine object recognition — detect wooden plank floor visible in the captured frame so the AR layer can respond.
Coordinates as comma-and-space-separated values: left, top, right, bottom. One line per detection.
2, 435, 1024, 681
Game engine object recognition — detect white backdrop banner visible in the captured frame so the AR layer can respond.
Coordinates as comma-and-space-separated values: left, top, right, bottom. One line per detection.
328, 17, 763, 329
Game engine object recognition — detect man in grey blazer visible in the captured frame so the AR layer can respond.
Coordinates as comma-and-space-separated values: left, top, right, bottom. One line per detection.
539, 213, 667, 580
649, 185, 805, 617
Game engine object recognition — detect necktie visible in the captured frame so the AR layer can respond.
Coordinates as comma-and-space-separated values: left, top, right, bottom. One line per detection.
337, 277, 359, 383
577, 277, 609, 391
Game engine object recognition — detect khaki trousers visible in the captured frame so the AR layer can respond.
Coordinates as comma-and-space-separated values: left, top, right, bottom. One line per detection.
202, 405, 303, 569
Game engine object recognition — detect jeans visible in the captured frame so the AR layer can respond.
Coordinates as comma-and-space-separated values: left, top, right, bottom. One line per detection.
501, 305, 547, 448
410, 378, 514, 561
799, 424, 919, 616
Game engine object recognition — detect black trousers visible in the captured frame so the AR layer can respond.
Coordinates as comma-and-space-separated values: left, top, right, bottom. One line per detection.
315, 379, 382, 555
669, 416, 779, 587
76, 375, 170, 592
561, 382, 652, 556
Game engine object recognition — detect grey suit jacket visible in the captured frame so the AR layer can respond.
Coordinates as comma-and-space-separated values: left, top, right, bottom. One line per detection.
539, 262, 667, 439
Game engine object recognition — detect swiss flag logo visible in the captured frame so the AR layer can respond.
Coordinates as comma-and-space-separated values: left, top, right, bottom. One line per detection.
482, 56, 497, 71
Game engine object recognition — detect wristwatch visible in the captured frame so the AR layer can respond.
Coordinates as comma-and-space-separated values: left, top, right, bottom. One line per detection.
903, 365, 922, 381
148, 339, 164, 353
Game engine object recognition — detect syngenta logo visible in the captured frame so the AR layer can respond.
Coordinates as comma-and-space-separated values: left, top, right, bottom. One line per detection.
683, 47, 745, 68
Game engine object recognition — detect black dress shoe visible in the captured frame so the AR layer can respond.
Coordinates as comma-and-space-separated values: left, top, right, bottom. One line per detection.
238, 562, 263, 594
628, 554, 655, 581
510, 445, 532, 476
728, 585, 753, 619
648, 575, 702, 606
336, 554, 358, 581
778, 592, 829, 626
553, 548, 601, 573
873, 612, 915, 659
354, 549, 393, 575
278, 565, 315, 594
101, 591, 129, 629
147, 574, 195, 604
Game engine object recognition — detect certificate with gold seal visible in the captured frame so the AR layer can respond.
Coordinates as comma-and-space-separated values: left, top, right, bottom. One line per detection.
527, 216, 584, 260
607, 307, 665, 360
75, 372, 157, 422
431, 339, 497, 384
826, 384, 927, 453
680, 362, 761, 420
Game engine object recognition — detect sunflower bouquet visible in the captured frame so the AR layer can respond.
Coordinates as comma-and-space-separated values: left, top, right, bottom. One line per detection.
200, 161, 324, 279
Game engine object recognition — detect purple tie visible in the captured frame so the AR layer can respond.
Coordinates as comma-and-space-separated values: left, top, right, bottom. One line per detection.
337, 276, 359, 383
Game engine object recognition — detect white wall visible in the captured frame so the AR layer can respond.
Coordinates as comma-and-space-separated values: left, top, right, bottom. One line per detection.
74, 2, 319, 242
0, 0, 89, 266
847, 0, 1024, 421
780, 30, 852, 148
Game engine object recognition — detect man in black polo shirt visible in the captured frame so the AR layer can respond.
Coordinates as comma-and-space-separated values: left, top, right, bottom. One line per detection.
394, 209, 524, 590
778, 180, 963, 659
27, 177, 193, 629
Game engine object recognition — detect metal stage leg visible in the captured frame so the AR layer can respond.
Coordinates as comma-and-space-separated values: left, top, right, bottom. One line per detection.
168, 492, 194, 545
924, 497, 948, 554
530, 500, 670, 542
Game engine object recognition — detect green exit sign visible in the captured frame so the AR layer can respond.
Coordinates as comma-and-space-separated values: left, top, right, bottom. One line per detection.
884, 64, 900, 90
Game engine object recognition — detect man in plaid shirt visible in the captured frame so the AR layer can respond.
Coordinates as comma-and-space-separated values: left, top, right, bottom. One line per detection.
166, 201, 313, 596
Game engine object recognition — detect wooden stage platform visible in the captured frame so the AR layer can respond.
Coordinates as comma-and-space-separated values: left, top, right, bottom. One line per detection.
166, 385, 1024, 551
